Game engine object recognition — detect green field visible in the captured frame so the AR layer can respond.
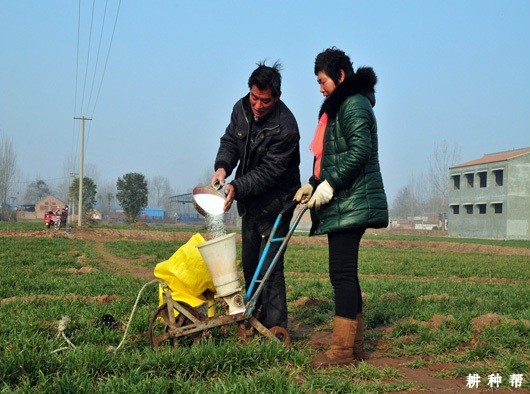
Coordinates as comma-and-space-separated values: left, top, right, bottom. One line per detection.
1, 224, 529, 393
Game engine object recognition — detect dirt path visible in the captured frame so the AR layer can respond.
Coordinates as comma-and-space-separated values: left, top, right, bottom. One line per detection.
368, 356, 468, 393
93, 242, 155, 280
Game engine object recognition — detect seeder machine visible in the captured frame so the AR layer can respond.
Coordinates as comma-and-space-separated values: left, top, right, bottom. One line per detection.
147, 202, 306, 349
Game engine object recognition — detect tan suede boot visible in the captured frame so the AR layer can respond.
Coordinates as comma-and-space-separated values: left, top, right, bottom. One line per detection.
312, 316, 357, 368
353, 313, 365, 361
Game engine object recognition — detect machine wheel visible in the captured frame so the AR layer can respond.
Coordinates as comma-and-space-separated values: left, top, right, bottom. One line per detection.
148, 302, 203, 349
269, 326, 292, 347
45, 223, 50, 229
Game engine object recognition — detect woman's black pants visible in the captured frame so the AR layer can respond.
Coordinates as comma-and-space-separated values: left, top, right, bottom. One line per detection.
328, 228, 366, 319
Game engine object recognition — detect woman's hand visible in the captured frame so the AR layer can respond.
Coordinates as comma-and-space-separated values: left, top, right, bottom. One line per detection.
308, 180, 333, 209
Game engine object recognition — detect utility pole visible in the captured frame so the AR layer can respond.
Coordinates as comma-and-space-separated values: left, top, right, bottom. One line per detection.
74, 116, 92, 227
69, 172, 77, 224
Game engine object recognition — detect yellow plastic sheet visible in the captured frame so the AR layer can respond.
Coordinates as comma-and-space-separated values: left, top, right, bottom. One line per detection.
153, 233, 216, 317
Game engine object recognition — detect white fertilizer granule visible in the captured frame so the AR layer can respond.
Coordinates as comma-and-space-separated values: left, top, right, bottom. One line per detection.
193, 194, 225, 216
193, 192, 227, 238
206, 213, 226, 239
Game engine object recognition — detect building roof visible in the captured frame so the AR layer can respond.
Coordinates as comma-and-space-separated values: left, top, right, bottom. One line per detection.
35, 195, 66, 206
450, 147, 530, 169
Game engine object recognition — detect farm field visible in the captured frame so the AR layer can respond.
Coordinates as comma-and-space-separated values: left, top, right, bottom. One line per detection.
1, 224, 529, 393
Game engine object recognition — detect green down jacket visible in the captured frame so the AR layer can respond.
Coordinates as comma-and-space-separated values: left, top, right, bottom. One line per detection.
310, 68, 389, 235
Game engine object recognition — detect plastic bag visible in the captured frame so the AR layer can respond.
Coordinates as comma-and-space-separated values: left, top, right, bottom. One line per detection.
153, 233, 215, 316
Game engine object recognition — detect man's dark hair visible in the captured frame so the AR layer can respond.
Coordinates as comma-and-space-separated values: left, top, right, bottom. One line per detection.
314, 47, 354, 85
248, 60, 283, 98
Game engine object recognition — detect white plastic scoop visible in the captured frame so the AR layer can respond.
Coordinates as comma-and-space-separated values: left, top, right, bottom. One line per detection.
192, 185, 226, 217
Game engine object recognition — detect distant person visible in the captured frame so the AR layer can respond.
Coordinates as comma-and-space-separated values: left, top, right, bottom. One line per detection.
211, 60, 301, 330
60, 207, 68, 226
294, 47, 388, 368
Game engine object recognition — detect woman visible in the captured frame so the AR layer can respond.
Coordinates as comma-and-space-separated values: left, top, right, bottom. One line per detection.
294, 47, 388, 368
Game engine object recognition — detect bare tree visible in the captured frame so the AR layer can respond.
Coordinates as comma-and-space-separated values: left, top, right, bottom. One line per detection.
57, 155, 100, 202
97, 180, 116, 217
148, 176, 174, 213
23, 180, 52, 204
428, 140, 461, 216
200, 166, 213, 186
391, 185, 414, 219
392, 140, 461, 224
0, 135, 18, 218
391, 171, 429, 220
57, 156, 78, 202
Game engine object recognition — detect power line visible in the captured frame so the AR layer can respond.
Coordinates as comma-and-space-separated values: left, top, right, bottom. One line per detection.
79, 0, 96, 115
86, 0, 109, 115
89, 0, 121, 118
70, 0, 82, 170
85, 0, 121, 155
70, 0, 122, 176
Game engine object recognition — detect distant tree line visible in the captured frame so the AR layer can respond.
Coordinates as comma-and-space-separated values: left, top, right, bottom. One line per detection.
390, 140, 461, 220
23, 173, 150, 223
0, 134, 17, 220
1, 133, 460, 224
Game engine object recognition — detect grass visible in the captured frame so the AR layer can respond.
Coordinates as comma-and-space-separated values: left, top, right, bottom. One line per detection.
1, 224, 529, 392
286, 243, 530, 280
0, 219, 206, 233
104, 240, 180, 261
363, 232, 530, 249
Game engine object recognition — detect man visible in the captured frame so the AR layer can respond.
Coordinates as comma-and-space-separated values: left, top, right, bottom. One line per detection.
211, 61, 301, 329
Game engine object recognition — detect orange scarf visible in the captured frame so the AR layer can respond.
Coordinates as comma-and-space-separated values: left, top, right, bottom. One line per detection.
309, 112, 328, 179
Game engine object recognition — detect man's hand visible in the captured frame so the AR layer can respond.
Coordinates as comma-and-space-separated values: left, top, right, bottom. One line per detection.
293, 183, 313, 204
223, 183, 235, 212
308, 180, 334, 209
211, 168, 227, 190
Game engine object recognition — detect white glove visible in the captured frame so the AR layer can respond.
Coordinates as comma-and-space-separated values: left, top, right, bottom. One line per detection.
293, 183, 313, 204
308, 180, 334, 209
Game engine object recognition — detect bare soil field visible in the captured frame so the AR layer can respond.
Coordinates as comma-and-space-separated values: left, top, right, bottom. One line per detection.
2, 227, 529, 256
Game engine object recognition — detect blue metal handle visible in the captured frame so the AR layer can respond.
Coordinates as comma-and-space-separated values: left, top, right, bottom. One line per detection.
245, 203, 307, 315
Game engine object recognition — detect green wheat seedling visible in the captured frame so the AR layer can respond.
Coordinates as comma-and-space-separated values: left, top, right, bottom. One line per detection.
1, 228, 529, 392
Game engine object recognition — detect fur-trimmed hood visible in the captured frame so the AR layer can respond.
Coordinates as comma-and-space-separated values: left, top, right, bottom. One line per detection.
319, 67, 378, 119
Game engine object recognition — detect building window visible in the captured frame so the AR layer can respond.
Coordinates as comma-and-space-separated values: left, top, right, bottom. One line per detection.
476, 203, 486, 214
477, 171, 487, 188
464, 173, 474, 188
492, 203, 503, 214
450, 205, 460, 215
492, 169, 504, 186
451, 174, 460, 190
464, 204, 473, 214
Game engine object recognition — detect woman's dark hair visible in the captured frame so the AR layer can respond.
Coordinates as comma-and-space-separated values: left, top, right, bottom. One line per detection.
314, 47, 354, 85
248, 60, 283, 98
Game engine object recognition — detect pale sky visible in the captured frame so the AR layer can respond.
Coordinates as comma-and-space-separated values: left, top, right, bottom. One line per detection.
1, 0, 529, 205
